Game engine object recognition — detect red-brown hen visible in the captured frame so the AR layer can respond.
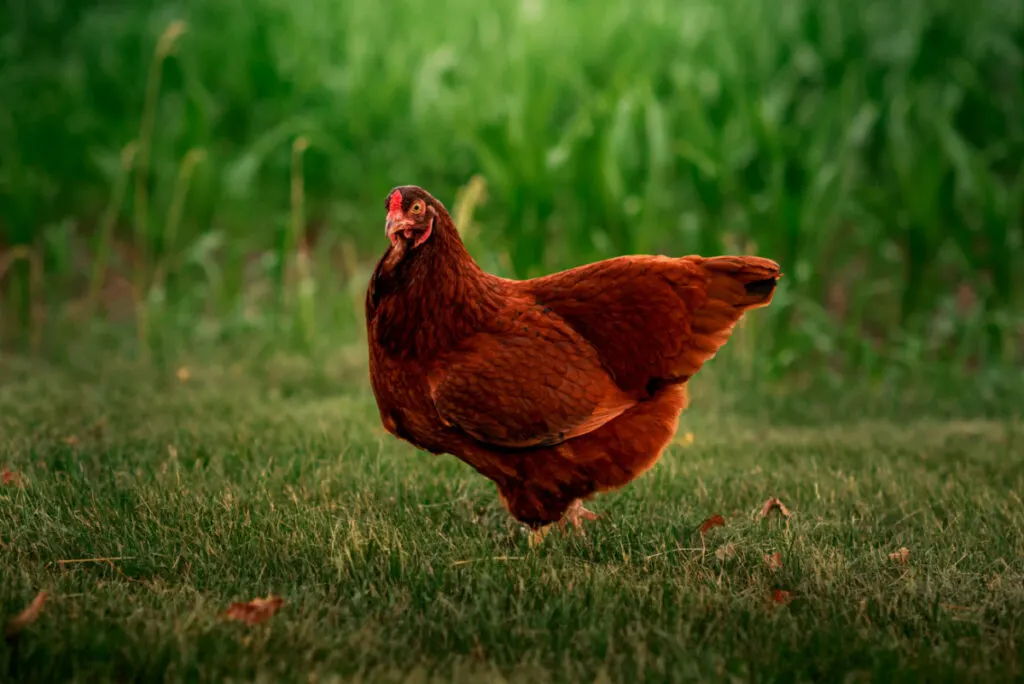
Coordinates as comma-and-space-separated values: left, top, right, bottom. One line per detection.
366, 185, 781, 540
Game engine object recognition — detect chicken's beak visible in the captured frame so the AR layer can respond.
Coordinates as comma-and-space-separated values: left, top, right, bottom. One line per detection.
385, 214, 411, 246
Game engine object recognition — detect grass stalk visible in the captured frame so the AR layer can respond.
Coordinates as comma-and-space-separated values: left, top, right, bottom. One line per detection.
0, 245, 44, 354
86, 142, 137, 318
150, 148, 207, 301
131, 20, 187, 361
452, 175, 488, 240
289, 137, 315, 347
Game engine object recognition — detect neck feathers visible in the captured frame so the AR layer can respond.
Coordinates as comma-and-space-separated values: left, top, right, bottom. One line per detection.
367, 212, 501, 359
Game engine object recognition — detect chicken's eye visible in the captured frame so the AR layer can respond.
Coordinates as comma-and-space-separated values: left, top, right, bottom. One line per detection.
410, 200, 424, 215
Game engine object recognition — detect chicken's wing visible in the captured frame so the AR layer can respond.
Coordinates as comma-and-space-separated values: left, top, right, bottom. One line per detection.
429, 307, 635, 449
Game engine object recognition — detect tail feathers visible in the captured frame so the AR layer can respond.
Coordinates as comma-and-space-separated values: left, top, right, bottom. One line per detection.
744, 277, 778, 297
699, 255, 782, 310
672, 255, 782, 375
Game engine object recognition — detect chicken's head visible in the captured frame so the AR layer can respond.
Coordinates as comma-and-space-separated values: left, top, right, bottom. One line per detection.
384, 186, 438, 250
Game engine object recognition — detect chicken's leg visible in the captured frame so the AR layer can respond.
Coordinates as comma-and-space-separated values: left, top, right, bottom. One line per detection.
558, 499, 600, 535
528, 525, 552, 548
525, 501, 598, 546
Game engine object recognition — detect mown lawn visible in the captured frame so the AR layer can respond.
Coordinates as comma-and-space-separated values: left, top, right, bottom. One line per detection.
1, 347, 1023, 683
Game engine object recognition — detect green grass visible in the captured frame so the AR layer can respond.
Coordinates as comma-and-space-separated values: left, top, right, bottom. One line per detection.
4, 2, 1023, 677
2, 0, 1023, 366
3, 346, 1023, 683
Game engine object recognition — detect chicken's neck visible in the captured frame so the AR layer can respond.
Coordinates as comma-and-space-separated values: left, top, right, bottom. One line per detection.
369, 219, 504, 360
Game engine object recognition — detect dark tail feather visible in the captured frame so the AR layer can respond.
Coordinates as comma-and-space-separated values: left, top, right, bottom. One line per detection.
666, 255, 782, 374
744, 277, 778, 297
701, 255, 782, 309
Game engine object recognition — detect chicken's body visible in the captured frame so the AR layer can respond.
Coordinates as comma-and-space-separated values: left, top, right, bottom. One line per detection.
366, 186, 781, 532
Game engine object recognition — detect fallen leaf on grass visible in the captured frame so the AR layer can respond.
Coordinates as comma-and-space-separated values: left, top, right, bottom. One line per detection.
1, 469, 23, 487
63, 435, 79, 446
699, 514, 725, 535
759, 497, 791, 519
176, 366, 191, 382
771, 589, 792, 605
889, 547, 910, 565
224, 596, 284, 625
715, 543, 736, 561
764, 552, 783, 571
5, 591, 47, 638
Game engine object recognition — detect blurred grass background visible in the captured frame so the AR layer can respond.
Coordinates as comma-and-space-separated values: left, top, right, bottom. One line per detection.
1, 0, 1022, 377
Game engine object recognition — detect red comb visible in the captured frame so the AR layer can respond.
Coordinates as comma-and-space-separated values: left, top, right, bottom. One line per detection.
388, 190, 402, 214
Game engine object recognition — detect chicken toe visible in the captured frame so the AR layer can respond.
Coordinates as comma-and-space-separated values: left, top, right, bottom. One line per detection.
528, 525, 553, 548
558, 499, 600, 535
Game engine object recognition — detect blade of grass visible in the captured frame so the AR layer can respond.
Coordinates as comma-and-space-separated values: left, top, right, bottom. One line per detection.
289, 137, 315, 349
132, 20, 187, 362
87, 143, 137, 319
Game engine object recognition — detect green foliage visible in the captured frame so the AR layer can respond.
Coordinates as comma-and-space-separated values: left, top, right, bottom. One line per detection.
1, 0, 1022, 368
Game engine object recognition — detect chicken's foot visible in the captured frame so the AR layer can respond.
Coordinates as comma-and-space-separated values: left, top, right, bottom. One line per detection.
558, 499, 600, 535
524, 500, 600, 547
528, 525, 552, 548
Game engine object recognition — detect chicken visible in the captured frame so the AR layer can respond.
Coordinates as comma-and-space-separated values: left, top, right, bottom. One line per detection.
365, 185, 781, 540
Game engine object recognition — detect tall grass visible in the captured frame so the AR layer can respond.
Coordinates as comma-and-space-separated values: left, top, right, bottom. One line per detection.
1, 0, 1021, 370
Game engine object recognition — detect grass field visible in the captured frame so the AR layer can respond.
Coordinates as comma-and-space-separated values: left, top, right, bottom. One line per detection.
3, 0, 1024, 680
3, 344, 1023, 683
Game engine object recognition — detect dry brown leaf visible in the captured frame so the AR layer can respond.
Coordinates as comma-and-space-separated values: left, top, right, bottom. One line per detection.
764, 552, 783, 571
1, 469, 23, 487
889, 547, 910, 565
224, 595, 284, 625
714, 543, 736, 561
176, 366, 191, 382
771, 589, 792, 605
698, 514, 726, 535
5, 591, 47, 638
759, 497, 791, 519
63, 435, 79, 446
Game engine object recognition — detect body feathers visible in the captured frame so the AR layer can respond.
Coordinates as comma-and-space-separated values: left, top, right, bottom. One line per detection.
366, 187, 780, 527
